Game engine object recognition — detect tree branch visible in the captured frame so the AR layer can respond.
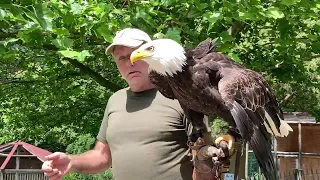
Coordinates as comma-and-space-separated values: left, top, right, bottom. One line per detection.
0, 80, 36, 85
303, 54, 320, 61
280, 93, 294, 107
228, 20, 245, 37
0, 36, 122, 91
0, 72, 82, 86
66, 59, 122, 91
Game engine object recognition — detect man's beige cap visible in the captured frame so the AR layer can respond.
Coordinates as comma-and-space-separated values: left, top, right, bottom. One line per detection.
105, 28, 152, 55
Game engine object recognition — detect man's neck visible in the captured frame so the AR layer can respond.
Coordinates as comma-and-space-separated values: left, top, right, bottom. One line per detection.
130, 83, 156, 93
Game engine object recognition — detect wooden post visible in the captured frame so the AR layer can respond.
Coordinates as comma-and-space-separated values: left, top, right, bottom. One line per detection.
245, 142, 248, 179
15, 145, 20, 180
273, 137, 279, 178
298, 123, 302, 180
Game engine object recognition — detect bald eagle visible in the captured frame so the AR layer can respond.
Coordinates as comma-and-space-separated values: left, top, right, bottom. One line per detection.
130, 38, 292, 180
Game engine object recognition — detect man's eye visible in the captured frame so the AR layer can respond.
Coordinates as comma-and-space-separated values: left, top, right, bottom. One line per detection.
119, 56, 126, 61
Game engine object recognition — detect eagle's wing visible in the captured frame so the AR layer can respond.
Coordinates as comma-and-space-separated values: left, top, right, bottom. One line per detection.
217, 64, 280, 180
191, 50, 291, 180
149, 70, 209, 142
149, 70, 175, 99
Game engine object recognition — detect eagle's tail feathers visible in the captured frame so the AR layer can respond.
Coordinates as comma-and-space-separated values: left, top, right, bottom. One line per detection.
249, 129, 278, 180
264, 108, 293, 138
279, 119, 293, 137
230, 101, 254, 140
230, 101, 277, 180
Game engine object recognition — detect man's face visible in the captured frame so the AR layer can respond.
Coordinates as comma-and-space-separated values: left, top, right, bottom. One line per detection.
112, 45, 153, 91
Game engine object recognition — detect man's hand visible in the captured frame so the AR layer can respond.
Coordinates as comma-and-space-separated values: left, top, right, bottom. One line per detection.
41, 152, 72, 180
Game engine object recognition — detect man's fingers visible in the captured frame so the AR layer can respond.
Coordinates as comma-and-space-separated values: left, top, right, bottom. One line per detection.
45, 152, 61, 161
49, 171, 62, 180
44, 168, 59, 177
42, 165, 53, 172
42, 160, 54, 172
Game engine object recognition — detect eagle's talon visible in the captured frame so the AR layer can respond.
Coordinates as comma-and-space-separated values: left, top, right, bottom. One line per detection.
215, 134, 235, 151
212, 156, 219, 161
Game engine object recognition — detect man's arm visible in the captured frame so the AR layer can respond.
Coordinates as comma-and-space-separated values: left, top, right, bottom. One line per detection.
69, 140, 112, 174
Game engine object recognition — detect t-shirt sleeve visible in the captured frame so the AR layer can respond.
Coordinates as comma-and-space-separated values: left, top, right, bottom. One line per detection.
96, 97, 112, 143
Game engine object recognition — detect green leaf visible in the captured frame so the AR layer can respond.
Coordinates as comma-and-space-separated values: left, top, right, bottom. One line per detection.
203, 12, 221, 24
96, 3, 112, 16
281, 0, 298, 6
219, 43, 232, 53
187, 9, 200, 18
20, 0, 33, 5
0, 38, 19, 46
52, 37, 74, 49
239, 12, 258, 20
219, 31, 235, 42
228, 53, 241, 63
153, 32, 165, 39
77, 50, 92, 62
3, 52, 16, 62
308, 34, 318, 41
266, 7, 285, 19
164, 28, 181, 44
17, 28, 43, 44
53, 28, 70, 37
203, 12, 221, 31
24, 4, 54, 31
96, 24, 113, 43
58, 50, 92, 62
59, 50, 81, 59
195, 2, 208, 11
70, 3, 84, 15
7, 4, 26, 22
0, 8, 6, 19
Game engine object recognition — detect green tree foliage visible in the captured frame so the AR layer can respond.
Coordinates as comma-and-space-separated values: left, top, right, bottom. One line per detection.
0, 0, 319, 155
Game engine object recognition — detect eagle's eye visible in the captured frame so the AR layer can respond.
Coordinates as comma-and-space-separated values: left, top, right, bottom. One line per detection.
145, 46, 155, 52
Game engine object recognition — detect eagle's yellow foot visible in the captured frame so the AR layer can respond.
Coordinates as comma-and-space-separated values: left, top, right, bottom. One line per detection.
215, 134, 235, 152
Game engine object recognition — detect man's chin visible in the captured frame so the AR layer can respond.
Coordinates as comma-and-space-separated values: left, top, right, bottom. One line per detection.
128, 80, 147, 91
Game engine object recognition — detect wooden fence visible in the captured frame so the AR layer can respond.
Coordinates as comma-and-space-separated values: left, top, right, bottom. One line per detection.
249, 169, 320, 180
0, 169, 48, 180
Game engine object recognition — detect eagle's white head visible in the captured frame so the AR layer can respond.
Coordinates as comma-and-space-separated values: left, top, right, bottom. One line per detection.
130, 39, 187, 76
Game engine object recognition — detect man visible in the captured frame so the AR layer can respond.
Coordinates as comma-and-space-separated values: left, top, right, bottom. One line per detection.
41, 28, 220, 180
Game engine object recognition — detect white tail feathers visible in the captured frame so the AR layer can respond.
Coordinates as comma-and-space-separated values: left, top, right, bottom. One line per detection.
264, 110, 293, 137
264, 121, 273, 135
279, 120, 293, 137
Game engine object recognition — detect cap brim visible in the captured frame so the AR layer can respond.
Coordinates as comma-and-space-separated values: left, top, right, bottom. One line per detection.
105, 39, 145, 55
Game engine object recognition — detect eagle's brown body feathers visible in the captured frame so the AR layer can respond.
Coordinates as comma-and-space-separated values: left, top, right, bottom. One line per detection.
149, 39, 283, 180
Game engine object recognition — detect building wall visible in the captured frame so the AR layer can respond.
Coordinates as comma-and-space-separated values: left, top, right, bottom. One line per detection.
19, 157, 43, 169
276, 123, 320, 173
0, 157, 43, 169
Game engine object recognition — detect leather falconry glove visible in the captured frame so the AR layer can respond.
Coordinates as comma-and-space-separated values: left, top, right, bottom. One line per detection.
190, 134, 235, 180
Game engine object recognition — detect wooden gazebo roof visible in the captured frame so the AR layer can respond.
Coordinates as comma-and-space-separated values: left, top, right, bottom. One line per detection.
0, 140, 52, 170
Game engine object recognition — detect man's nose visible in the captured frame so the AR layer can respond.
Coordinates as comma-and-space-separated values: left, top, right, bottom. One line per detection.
126, 60, 135, 67
126, 55, 135, 67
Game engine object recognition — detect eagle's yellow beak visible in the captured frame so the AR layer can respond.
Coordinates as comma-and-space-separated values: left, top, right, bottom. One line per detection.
130, 49, 153, 65
215, 134, 235, 150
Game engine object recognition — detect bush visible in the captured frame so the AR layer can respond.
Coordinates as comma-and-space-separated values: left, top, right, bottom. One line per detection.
64, 169, 114, 180
64, 133, 114, 180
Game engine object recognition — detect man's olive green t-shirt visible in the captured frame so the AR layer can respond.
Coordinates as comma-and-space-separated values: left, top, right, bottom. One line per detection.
97, 87, 209, 180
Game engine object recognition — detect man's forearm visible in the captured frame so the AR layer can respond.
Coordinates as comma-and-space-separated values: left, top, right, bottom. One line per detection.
69, 150, 111, 174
